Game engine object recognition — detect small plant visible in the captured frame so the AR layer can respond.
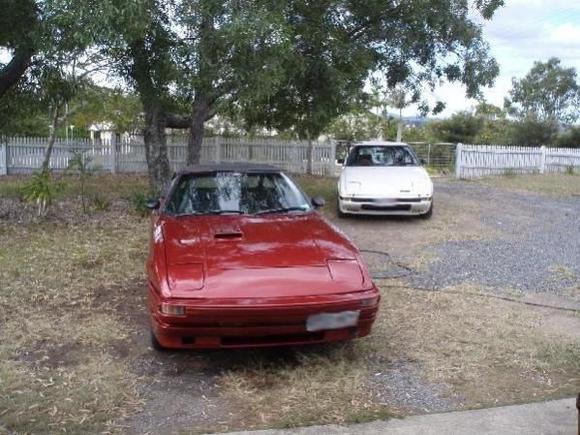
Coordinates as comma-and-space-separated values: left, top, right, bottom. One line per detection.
92, 193, 111, 211
565, 165, 575, 175
503, 168, 516, 178
128, 190, 152, 217
22, 170, 64, 217
67, 151, 94, 214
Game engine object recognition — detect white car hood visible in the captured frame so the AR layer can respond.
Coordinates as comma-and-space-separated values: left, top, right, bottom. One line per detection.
340, 166, 433, 197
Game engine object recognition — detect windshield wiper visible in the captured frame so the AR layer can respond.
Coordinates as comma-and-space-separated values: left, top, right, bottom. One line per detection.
254, 207, 308, 215
173, 210, 244, 217
206, 210, 245, 215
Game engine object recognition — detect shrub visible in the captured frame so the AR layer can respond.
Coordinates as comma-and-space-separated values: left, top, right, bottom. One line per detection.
92, 193, 111, 211
128, 190, 152, 217
22, 170, 64, 217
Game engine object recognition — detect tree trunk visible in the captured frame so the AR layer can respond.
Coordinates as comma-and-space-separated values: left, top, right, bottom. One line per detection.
42, 106, 60, 172
306, 131, 314, 175
143, 105, 171, 194
0, 46, 34, 100
187, 94, 210, 165
396, 107, 404, 142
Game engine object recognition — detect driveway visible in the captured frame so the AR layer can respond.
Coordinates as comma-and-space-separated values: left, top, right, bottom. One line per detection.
121, 179, 580, 434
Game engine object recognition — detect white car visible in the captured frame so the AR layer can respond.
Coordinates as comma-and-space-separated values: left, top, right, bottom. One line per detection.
337, 141, 433, 218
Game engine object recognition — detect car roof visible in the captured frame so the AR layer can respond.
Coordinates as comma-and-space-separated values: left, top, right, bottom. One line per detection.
354, 140, 409, 146
178, 162, 283, 175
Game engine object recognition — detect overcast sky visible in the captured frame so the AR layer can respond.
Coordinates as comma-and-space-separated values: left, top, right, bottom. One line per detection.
422, 0, 580, 117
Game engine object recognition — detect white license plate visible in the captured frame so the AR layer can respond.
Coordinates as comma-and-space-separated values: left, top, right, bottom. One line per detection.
306, 311, 360, 332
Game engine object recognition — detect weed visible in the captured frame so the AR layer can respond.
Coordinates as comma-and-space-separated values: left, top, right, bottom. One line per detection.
92, 193, 111, 211
565, 165, 575, 175
21, 170, 64, 217
128, 190, 153, 217
503, 168, 517, 177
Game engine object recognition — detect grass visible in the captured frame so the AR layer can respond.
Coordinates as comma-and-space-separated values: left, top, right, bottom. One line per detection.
1, 174, 579, 433
479, 173, 580, 196
0, 173, 149, 202
295, 174, 339, 218
217, 347, 391, 430
0, 179, 149, 433
209, 281, 580, 431
376, 282, 580, 407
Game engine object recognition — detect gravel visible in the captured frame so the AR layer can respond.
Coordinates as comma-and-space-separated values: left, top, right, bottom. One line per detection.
369, 359, 461, 414
408, 182, 580, 293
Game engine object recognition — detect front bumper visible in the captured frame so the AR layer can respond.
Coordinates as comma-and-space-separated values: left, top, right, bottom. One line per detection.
149, 287, 380, 349
338, 195, 432, 215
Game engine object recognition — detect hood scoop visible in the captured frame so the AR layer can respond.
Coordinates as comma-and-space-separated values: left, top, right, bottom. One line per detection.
213, 225, 243, 240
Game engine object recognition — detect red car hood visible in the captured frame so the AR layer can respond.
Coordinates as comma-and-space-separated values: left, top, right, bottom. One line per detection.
159, 213, 370, 298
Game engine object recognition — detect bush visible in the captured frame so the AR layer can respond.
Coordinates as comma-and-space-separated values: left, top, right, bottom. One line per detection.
92, 193, 111, 211
128, 190, 152, 217
22, 170, 65, 217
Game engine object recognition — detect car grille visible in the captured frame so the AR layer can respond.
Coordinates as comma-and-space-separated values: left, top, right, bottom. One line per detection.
349, 197, 422, 203
360, 204, 412, 211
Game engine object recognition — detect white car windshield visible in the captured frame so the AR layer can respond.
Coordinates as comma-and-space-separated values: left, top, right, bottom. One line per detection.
345, 145, 419, 167
165, 172, 312, 215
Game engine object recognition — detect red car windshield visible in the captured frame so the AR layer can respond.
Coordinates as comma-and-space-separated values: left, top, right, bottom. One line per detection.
165, 172, 312, 215
346, 146, 418, 167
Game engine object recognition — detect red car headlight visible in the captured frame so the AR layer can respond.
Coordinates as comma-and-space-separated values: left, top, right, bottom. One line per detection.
160, 303, 186, 316
360, 296, 379, 307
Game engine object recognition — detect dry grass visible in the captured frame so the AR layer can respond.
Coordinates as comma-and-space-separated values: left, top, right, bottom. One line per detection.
1, 174, 579, 434
0, 182, 149, 433
377, 281, 580, 408
216, 346, 390, 431
479, 173, 580, 196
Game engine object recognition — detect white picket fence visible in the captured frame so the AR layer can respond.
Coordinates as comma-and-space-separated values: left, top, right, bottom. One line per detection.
455, 144, 580, 178
0, 136, 337, 176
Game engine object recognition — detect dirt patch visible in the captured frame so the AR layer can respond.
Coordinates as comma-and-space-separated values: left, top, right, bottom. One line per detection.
17, 341, 85, 369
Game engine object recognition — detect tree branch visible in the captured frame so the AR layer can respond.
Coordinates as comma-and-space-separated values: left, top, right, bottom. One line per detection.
0, 46, 34, 99
165, 113, 192, 129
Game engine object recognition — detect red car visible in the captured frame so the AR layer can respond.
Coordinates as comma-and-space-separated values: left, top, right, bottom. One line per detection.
145, 164, 380, 349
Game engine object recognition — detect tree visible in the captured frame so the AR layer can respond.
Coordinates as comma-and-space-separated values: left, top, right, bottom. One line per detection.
175, 0, 289, 165
556, 127, 580, 148
65, 0, 287, 192
429, 112, 484, 144
505, 58, 580, 125
325, 109, 396, 142
0, 0, 39, 99
244, 0, 502, 170
386, 85, 417, 142
509, 118, 559, 146
52, 0, 504, 188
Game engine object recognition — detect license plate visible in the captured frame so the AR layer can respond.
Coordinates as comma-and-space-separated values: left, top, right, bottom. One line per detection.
306, 311, 360, 332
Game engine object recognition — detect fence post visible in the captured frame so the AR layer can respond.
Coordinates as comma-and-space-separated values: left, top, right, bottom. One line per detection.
110, 136, 117, 174
0, 139, 7, 176
539, 145, 546, 174
427, 143, 432, 166
215, 136, 221, 163
455, 143, 463, 179
329, 141, 337, 176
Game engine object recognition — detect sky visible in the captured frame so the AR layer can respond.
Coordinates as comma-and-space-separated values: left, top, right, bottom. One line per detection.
422, 0, 580, 117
